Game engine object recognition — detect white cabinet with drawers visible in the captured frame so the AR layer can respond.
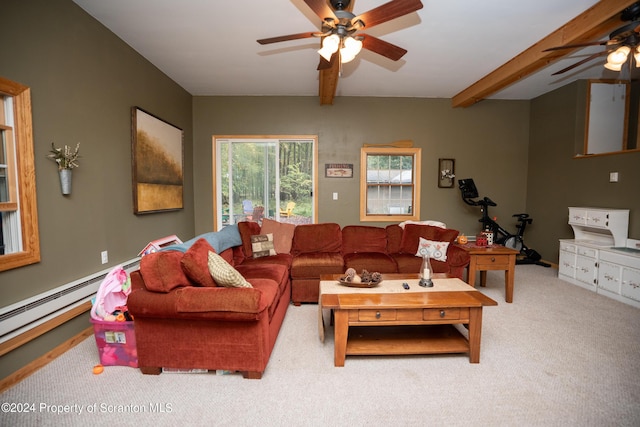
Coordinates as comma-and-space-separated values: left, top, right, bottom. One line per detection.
558, 207, 640, 308
558, 239, 599, 292
597, 249, 640, 308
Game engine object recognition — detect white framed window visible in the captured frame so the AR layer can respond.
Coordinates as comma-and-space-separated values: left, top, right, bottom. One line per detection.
360, 146, 421, 222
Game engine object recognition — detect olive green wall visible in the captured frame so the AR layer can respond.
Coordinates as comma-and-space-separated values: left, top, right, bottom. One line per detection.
193, 96, 531, 237
4, 0, 636, 385
0, 0, 193, 380
527, 81, 640, 262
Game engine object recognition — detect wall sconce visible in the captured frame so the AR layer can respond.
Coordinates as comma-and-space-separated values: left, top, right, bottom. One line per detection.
438, 158, 455, 188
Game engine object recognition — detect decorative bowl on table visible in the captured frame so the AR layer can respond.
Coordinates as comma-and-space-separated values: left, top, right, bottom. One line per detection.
337, 279, 382, 288
338, 268, 382, 288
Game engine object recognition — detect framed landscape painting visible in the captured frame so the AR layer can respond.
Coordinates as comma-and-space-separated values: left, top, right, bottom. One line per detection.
132, 107, 184, 214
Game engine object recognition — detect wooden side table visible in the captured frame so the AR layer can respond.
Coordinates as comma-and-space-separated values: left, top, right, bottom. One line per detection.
456, 244, 519, 303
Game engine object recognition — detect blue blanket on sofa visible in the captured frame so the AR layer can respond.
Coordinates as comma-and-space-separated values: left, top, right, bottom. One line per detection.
161, 224, 242, 254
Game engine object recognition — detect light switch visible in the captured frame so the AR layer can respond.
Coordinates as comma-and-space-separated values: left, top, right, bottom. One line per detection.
333, 192, 338, 200
609, 172, 619, 182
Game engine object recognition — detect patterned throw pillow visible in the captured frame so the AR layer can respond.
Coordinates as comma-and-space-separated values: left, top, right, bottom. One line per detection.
415, 237, 450, 262
207, 251, 252, 288
250, 233, 276, 258
260, 218, 295, 254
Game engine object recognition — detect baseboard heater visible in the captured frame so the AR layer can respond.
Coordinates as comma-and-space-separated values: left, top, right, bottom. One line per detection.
0, 258, 140, 344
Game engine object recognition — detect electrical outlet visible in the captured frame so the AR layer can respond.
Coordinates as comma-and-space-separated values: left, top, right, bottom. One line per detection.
609, 172, 619, 182
101, 251, 108, 264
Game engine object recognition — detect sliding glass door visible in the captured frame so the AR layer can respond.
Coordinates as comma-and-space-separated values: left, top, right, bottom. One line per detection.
213, 136, 317, 230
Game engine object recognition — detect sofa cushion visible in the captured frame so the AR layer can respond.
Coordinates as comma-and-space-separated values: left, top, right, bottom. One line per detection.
208, 251, 252, 288
181, 238, 217, 287
392, 253, 450, 275
260, 218, 295, 254
399, 224, 459, 254
238, 253, 293, 269
236, 263, 290, 296
251, 234, 276, 258
415, 237, 450, 262
291, 223, 342, 255
140, 251, 192, 293
386, 224, 403, 254
291, 252, 344, 278
175, 287, 263, 314
341, 225, 388, 254
343, 252, 398, 274
245, 278, 281, 320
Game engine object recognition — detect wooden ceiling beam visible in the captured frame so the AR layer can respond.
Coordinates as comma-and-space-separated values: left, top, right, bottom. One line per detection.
319, 61, 340, 105
452, 0, 638, 108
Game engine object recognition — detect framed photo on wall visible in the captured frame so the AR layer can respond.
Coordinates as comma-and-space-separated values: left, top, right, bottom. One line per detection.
325, 163, 353, 178
438, 158, 455, 188
132, 107, 184, 214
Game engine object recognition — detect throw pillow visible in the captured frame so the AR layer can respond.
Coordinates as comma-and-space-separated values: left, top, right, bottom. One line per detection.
207, 251, 252, 288
400, 224, 459, 254
181, 238, 217, 287
250, 233, 276, 258
260, 218, 295, 254
415, 237, 450, 262
140, 251, 191, 292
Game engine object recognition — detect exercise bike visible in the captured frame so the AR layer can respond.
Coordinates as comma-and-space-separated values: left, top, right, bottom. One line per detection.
458, 179, 550, 267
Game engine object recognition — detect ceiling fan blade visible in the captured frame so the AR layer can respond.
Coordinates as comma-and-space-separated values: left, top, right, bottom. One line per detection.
257, 32, 317, 45
303, 0, 337, 21
551, 50, 609, 75
543, 40, 609, 51
361, 34, 407, 61
354, 0, 423, 29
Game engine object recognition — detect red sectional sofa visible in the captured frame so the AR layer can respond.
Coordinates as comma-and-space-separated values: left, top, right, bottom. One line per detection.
128, 234, 291, 379
127, 220, 469, 378
288, 222, 469, 304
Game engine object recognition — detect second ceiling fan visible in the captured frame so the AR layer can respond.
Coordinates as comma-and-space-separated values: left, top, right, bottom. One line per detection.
257, 0, 423, 104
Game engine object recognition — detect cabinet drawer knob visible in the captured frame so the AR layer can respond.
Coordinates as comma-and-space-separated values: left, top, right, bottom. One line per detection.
491, 257, 496, 262
440, 310, 446, 318
375, 311, 381, 319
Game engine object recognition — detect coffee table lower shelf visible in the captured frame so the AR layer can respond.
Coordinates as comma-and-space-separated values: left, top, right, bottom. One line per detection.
346, 325, 469, 356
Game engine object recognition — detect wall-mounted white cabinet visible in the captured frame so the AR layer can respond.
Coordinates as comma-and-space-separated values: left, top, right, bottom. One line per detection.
558, 207, 640, 309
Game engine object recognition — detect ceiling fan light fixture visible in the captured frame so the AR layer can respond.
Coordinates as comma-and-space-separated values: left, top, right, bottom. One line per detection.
604, 61, 623, 71
607, 45, 631, 65
340, 36, 363, 63
318, 34, 340, 61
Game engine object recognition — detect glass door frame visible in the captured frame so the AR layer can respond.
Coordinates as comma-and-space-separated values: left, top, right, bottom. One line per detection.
212, 135, 318, 230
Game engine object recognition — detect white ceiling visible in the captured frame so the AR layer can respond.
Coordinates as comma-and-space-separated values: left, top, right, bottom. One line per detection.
72, 0, 629, 102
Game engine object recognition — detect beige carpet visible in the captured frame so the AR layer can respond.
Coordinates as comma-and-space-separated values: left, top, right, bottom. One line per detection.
2, 265, 639, 426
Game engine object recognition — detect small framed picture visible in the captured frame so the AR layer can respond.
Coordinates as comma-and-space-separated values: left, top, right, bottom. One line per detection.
438, 158, 455, 188
325, 163, 353, 178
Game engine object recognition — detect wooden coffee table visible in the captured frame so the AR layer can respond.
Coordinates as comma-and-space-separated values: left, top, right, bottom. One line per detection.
319, 274, 497, 366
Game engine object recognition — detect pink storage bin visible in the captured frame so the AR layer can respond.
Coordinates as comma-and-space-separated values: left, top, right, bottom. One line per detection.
90, 318, 138, 367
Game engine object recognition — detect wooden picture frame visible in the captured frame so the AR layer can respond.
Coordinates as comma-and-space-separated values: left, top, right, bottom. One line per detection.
132, 107, 184, 214
438, 158, 455, 188
325, 163, 353, 178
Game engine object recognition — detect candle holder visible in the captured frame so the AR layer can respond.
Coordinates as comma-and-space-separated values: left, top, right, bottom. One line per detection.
419, 253, 434, 287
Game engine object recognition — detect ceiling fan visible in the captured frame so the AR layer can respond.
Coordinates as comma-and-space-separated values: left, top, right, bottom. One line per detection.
545, 2, 640, 75
257, 0, 423, 104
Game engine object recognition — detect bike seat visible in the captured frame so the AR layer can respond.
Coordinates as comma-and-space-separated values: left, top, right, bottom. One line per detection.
512, 213, 530, 219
